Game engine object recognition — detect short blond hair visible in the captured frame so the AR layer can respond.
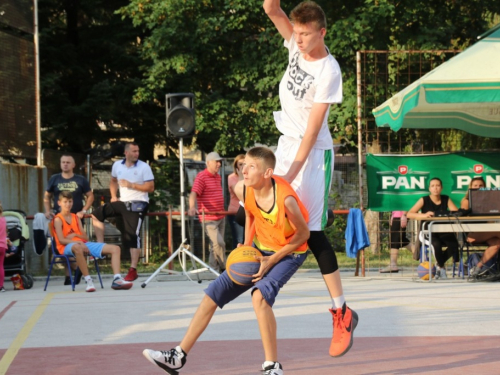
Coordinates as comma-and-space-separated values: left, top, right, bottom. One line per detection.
246, 147, 276, 169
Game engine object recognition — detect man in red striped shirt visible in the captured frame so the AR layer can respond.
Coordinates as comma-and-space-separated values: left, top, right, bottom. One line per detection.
188, 152, 226, 272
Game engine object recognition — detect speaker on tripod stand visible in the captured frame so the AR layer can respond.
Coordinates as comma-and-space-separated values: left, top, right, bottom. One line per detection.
142, 93, 220, 288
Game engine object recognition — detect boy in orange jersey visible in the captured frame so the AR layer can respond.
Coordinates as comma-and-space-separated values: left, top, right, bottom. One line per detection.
143, 147, 310, 375
53, 191, 132, 292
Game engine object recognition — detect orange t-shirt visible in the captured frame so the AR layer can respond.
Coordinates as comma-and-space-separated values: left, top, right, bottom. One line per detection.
244, 176, 309, 253
53, 213, 86, 254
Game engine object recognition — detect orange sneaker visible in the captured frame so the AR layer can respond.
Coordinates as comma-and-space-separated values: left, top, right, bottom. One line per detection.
329, 305, 358, 357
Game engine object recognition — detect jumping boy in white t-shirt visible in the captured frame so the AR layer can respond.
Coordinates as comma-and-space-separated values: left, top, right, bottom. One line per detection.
263, 0, 358, 357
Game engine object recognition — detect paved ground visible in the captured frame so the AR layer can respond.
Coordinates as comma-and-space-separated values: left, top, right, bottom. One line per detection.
1, 269, 500, 374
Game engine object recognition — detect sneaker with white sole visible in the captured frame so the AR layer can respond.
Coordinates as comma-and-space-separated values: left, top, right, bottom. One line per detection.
143, 346, 186, 374
439, 268, 447, 279
85, 279, 96, 292
435, 267, 447, 279
111, 277, 133, 290
262, 362, 283, 375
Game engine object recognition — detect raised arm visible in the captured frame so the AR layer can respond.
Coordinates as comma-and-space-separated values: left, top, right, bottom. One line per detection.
263, 0, 293, 42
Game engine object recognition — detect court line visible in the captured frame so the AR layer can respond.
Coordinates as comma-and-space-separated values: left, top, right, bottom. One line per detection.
0, 302, 16, 321
0, 293, 54, 374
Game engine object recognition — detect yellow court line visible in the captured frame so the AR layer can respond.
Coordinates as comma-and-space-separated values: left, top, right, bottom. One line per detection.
0, 293, 54, 375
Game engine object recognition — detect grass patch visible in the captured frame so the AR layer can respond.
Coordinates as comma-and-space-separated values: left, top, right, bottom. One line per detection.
35, 249, 419, 277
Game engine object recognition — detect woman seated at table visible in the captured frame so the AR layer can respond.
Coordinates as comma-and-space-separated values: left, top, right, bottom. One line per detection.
406, 177, 459, 279
460, 177, 500, 277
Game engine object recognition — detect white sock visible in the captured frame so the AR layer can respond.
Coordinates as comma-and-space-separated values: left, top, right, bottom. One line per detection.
263, 361, 275, 368
332, 295, 346, 310
114, 274, 121, 280
85, 275, 92, 282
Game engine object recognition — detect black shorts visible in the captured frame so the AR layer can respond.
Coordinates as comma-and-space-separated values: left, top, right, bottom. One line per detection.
93, 201, 148, 249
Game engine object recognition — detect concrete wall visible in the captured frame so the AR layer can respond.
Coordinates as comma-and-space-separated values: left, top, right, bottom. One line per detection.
0, 162, 48, 274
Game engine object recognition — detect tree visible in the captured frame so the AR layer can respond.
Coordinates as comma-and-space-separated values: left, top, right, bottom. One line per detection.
119, 0, 500, 155
39, 0, 164, 161
41, 0, 500, 157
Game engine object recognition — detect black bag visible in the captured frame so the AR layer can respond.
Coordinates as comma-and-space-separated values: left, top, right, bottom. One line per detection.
126, 201, 148, 213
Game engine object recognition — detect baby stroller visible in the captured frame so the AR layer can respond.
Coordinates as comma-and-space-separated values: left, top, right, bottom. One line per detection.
3, 210, 34, 289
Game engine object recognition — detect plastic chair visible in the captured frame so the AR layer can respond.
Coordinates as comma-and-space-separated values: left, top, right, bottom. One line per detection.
44, 237, 104, 291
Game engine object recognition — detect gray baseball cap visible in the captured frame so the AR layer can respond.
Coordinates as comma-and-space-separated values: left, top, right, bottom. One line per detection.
206, 152, 223, 162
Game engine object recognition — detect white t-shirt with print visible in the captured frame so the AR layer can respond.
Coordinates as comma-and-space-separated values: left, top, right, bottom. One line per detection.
274, 34, 342, 150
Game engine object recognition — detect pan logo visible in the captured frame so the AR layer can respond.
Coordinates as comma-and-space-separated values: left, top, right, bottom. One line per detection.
377, 167, 429, 195
451, 164, 500, 192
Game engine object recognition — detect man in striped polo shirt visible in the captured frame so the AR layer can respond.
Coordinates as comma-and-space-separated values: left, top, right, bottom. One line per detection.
188, 152, 226, 273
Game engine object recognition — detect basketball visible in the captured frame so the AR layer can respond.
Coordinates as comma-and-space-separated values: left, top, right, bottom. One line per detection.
226, 246, 261, 286
417, 261, 436, 280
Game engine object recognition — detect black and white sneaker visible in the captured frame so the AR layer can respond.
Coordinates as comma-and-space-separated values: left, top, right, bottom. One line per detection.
262, 362, 283, 375
143, 346, 186, 375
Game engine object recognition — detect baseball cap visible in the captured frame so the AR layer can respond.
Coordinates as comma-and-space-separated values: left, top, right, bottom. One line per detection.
206, 152, 223, 162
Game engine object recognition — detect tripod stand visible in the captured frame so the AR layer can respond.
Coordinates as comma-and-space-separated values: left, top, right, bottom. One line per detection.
141, 138, 220, 288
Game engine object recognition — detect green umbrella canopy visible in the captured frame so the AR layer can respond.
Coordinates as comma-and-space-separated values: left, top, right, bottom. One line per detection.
373, 24, 500, 137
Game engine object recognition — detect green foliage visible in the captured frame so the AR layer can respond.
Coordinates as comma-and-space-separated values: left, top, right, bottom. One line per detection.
119, 0, 500, 155
324, 186, 348, 253
40, 0, 500, 156
39, 0, 165, 160
147, 155, 182, 260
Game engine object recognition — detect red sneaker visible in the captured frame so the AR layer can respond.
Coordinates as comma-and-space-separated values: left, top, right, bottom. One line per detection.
329, 305, 358, 357
124, 267, 138, 281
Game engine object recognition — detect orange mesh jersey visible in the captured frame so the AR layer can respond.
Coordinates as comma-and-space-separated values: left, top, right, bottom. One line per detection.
52, 213, 86, 254
245, 176, 309, 253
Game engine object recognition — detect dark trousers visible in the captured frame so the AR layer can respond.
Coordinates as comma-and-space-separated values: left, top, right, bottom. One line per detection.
432, 232, 459, 267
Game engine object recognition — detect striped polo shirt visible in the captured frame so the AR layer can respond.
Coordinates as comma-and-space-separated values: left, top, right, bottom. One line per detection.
192, 168, 225, 221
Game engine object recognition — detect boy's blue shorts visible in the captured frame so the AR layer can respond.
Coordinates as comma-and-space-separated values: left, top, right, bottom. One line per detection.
205, 248, 307, 308
64, 242, 105, 259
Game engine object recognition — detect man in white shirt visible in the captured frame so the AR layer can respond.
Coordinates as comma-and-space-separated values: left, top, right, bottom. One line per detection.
92, 142, 155, 281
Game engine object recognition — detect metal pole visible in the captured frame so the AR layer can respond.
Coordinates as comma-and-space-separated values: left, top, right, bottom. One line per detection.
34, 0, 42, 167
356, 51, 364, 210
179, 138, 187, 270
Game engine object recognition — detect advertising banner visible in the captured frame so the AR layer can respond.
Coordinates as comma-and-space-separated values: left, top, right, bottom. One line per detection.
366, 152, 500, 211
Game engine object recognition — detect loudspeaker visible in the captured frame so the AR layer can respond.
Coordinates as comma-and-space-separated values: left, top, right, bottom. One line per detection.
166, 93, 195, 138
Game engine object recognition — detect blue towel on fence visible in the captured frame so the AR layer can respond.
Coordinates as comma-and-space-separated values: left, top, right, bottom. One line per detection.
345, 208, 370, 258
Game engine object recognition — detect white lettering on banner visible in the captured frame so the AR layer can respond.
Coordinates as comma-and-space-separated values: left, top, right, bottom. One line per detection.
456, 175, 500, 189
382, 176, 396, 189
457, 176, 471, 189
486, 175, 500, 188
395, 178, 410, 189
382, 176, 426, 190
